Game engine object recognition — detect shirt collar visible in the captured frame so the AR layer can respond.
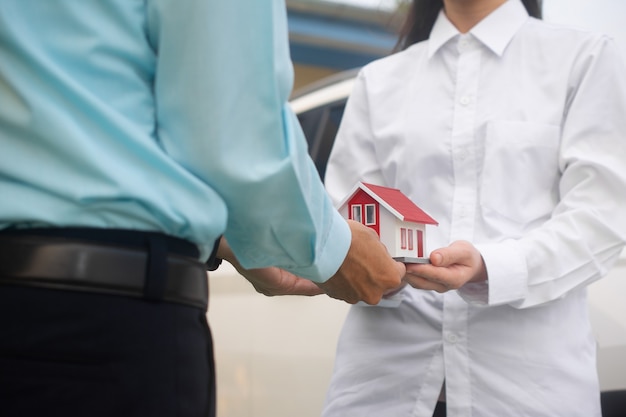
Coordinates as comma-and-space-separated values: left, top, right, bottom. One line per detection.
428, 0, 529, 58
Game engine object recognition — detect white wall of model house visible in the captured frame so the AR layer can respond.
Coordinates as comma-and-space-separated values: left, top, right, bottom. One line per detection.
379, 208, 427, 259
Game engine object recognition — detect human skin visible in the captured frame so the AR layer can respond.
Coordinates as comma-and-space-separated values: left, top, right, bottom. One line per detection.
217, 220, 406, 304
403, 240, 488, 293
443, 0, 507, 32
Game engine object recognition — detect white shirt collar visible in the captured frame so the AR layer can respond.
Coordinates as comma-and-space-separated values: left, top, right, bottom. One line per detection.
428, 0, 529, 58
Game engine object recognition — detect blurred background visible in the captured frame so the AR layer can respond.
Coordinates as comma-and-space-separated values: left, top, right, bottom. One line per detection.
286, 0, 405, 89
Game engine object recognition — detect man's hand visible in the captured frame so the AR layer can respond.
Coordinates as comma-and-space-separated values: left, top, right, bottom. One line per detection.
403, 240, 487, 292
214, 237, 323, 297
236, 266, 324, 297
317, 220, 406, 305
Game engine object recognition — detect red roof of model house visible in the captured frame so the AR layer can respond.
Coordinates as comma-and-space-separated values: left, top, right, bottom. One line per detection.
340, 182, 438, 225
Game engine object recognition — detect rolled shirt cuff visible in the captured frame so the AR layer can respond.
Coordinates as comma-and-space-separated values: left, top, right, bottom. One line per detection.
289, 210, 351, 283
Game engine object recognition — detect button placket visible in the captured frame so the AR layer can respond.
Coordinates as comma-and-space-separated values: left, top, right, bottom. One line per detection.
450, 38, 481, 242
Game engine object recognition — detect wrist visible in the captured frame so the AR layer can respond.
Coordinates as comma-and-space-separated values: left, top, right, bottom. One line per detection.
206, 236, 223, 271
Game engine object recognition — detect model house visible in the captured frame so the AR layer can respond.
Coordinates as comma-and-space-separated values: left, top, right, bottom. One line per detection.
337, 182, 438, 261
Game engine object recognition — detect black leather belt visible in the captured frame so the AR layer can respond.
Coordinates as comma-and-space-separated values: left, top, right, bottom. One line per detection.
0, 235, 208, 309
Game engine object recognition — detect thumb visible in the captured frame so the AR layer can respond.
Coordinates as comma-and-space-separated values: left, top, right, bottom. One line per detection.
431, 241, 473, 267
430, 251, 445, 266
393, 259, 407, 277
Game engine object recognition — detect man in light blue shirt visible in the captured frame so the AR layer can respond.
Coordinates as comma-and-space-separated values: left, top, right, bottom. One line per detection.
0, 1, 405, 416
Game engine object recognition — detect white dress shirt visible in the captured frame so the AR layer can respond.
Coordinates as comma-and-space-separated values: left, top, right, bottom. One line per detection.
322, 1, 626, 415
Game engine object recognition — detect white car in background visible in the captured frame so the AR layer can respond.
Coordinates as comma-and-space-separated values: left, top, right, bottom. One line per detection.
209, 3, 626, 416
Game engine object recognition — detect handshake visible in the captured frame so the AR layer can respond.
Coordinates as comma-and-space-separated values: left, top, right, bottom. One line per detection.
217, 219, 488, 305
216, 220, 405, 305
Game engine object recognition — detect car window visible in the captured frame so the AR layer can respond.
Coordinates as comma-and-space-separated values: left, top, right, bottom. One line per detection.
297, 100, 347, 181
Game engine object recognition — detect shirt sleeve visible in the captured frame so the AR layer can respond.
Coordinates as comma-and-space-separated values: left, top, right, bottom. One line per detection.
145, 0, 350, 282
459, 35, 626, 308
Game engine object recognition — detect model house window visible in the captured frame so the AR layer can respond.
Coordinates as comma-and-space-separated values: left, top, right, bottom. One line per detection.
417, 230, 424, 257
365, 204, 376, 225
408, 229, 414, 251
401, 228, 407, 249
351, 205, 362, 223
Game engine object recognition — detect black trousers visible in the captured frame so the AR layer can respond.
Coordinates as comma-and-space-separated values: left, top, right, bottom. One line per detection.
0, 228, 215, 417
0, 285, 215, 417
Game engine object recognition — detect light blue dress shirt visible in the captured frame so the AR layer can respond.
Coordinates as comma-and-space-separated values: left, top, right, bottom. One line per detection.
0, 0, 350, 282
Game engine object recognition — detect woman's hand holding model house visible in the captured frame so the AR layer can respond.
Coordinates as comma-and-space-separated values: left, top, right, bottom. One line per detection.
403, 241, 488, 293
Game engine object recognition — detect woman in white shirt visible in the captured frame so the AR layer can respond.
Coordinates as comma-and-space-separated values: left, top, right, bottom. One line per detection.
322, 0, 626, 416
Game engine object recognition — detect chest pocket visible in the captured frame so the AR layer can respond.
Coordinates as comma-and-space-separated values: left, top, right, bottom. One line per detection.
480, 120, 561, 226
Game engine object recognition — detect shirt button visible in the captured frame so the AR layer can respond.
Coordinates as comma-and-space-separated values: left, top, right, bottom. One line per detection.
445, 332, 458, 344
459, 96, 471, 106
